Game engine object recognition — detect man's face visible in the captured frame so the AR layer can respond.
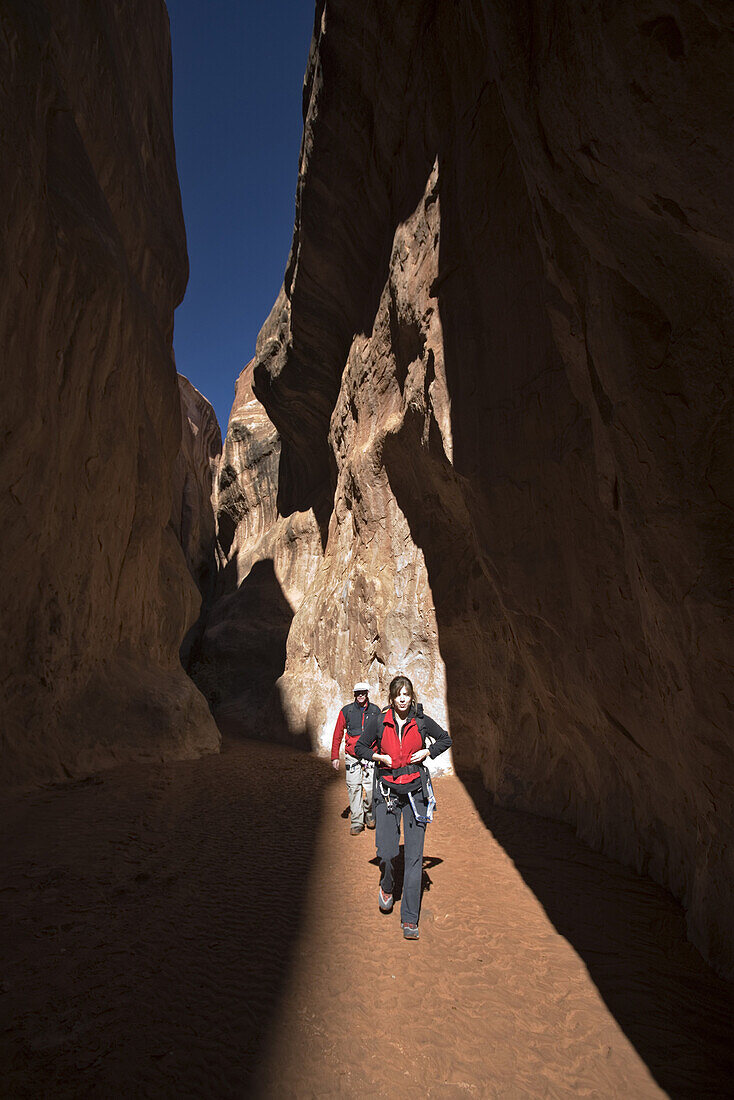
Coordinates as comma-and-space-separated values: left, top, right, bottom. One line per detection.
355, 691, 368, 705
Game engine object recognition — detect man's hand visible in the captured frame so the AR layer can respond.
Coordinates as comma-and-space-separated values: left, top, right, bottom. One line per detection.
373, 753, 393, 767
331, 759, 340, 771
410, 748, 430, 764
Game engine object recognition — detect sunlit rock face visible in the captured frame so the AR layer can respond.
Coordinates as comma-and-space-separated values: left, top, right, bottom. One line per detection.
171, 374, 222, 599
190, 359, 323, 739
0, 0, 220, 785
252, 1, 734, 974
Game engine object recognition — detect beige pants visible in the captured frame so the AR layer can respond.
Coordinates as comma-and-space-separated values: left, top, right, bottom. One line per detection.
345, 754, 374, 826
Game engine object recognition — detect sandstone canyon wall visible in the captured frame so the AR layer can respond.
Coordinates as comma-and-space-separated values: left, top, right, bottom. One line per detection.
203, 343, 453, 770
191, 358, 324, 741
0, 0, 220, 785
171, 374, 222, 601
246, 1, 733, 974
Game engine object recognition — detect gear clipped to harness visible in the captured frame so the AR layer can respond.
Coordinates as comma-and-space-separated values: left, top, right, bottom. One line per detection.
379, 778, 398, 814
379, 769, 437, 824
409, 771, 437, 824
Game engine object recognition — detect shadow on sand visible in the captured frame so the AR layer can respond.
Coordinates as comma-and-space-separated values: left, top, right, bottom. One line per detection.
459, 770, 734, 1098
368, 848, 444, 907
0, 740, 335, 1096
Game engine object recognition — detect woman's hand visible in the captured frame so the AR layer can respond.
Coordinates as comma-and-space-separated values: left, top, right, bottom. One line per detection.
373, 753, 393, 767
410, 748, 430, 764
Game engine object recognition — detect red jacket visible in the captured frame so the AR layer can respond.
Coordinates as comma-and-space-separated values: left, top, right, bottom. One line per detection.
331, 700, 381, 759
375, 708, 424, 787
354, 705, 452, 791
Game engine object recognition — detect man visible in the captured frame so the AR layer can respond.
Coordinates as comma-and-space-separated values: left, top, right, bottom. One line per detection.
331, 682, 381, 834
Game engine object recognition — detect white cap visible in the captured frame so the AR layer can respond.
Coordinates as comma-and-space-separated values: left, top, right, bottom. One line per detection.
353, 682, 370, 694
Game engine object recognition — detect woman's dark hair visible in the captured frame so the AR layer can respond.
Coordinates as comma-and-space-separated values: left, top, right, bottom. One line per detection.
388, 675, 416, 710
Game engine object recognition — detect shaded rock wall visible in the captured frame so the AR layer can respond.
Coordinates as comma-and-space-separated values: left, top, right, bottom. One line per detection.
0, 0, 220, 785
251, 1, 734, 974
171, 374, 221, 598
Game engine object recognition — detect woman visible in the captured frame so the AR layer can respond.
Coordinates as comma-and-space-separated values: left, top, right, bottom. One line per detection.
355, 675, 451, 940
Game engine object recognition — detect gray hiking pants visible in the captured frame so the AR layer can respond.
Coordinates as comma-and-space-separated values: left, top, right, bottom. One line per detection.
375, 786, 428, 925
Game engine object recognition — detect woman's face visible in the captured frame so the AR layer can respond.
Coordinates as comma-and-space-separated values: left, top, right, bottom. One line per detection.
393, 687, 412, 716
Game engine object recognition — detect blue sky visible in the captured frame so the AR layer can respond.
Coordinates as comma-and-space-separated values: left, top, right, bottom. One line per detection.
167, 1, 315, 433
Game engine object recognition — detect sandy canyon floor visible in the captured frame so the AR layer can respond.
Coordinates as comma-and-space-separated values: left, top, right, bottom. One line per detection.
1, 739, 731, 1098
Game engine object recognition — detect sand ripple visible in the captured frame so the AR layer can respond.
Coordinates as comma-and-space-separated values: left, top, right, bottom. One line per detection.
0, 741, 731, 1097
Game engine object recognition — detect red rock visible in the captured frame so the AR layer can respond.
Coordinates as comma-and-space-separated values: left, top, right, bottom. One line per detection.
246, 1, 734, 976
0, 0, 219, 786
171, 374, 222, 598
192, 360, 323, 740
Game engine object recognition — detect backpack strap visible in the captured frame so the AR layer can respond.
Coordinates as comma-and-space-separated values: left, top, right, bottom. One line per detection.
414, 703, 434, 747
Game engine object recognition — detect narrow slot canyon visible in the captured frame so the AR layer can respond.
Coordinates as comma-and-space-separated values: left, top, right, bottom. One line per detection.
1, 1, 732, 1096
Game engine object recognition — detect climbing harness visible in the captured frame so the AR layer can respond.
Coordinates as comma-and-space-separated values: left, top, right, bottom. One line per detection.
379, 768, 437, 824
375, 703, 441, 821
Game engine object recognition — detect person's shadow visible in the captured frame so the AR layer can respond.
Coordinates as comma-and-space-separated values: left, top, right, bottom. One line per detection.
369, 848, 443, 902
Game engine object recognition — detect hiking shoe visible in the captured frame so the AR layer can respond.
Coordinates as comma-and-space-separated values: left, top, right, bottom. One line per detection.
350, 824, 364, 835
401, 922, 419, 940
379, 887, 393, 913
365, 814, 376, 830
